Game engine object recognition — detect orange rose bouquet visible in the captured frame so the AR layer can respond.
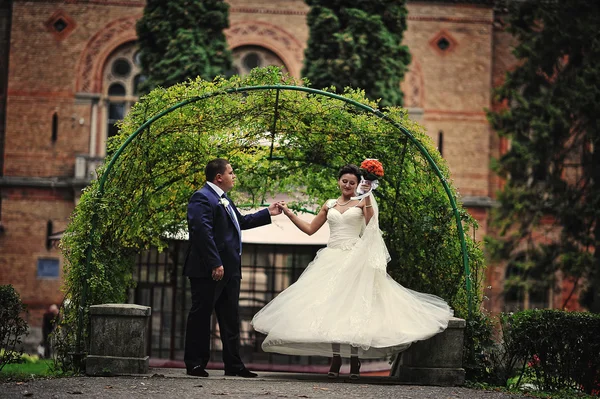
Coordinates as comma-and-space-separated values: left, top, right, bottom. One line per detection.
360, 159, 384, 181
353, 159, 383, 199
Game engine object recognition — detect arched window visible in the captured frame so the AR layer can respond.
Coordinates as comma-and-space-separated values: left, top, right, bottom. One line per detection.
101, 43, 145, 153
231, 46, 287, 76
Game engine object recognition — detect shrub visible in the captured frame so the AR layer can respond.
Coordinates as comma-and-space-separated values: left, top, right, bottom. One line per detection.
0, 285, 29, 371
463, 310, 525, 386
510, 310, 600, 395
483, 312, 529, 388
465, 310, 600, 394
464, 310, 495, 382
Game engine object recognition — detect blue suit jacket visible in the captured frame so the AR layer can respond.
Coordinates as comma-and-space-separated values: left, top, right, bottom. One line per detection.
183, 184, 271, 279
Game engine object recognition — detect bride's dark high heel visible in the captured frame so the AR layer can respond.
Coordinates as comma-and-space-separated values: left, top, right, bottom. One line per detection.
349, 356, 361, 380
328, 355, 342, 378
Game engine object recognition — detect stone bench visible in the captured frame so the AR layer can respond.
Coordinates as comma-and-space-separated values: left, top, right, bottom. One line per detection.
390, 317, 466, 386
86, 304, 151, 376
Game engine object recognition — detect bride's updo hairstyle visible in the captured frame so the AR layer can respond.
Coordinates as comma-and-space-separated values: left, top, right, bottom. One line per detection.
337, 164, 362, 182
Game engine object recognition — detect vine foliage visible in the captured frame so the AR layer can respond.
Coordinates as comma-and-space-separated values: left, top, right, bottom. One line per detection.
59, 67, 484, 367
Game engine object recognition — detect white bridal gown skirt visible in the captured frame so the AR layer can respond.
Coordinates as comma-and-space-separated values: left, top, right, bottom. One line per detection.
251, 240, 454, 359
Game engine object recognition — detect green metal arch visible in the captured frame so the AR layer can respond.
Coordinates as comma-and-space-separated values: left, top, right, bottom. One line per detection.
79, 85, 472, 355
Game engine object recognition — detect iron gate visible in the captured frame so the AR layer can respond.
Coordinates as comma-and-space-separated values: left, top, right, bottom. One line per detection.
130, 239, 326, 366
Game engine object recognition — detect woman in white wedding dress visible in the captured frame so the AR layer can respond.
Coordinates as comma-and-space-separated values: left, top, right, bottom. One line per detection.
251, 164, 453, 379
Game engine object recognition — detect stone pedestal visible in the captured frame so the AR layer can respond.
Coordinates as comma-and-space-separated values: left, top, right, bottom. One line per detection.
86, 304, 151, 376
390, 317, 466, 386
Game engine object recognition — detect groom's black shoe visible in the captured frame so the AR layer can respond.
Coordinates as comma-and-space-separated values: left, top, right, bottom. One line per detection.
224, 368, 258, 378
187, 366, 209, 377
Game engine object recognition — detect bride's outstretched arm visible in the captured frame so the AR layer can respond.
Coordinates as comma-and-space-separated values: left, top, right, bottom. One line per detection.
359, 181, 375, 224
279, 201, 328, 236
363, 194, 374, 225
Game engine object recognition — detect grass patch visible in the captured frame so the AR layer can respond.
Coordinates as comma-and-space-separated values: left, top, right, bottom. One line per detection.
0, 359, 55, 382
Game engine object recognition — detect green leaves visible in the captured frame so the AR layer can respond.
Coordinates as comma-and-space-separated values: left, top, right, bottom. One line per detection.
509, 310, 600, 393
60, 67, 484, 365
0, 285, 29, 371
303, 0, 411, 107
487, 0, 600, 311
136, 0, 232, 92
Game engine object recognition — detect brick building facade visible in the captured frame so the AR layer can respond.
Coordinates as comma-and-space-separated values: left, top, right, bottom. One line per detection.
0, 0, 578, 344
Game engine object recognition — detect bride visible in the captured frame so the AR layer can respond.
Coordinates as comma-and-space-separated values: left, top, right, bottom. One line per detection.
251, 164, 453, 379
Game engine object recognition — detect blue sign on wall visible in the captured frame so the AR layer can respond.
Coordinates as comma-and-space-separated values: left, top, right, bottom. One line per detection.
37, 258, 60, 279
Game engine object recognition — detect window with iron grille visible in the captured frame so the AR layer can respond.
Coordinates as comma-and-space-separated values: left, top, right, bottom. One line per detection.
130, 240, 325, 366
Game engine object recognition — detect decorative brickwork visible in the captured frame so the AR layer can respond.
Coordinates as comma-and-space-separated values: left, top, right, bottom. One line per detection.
76, 15, 140, 93
44, 9, 76, 41
429, 29, 459, 56
226, 21, 305, 79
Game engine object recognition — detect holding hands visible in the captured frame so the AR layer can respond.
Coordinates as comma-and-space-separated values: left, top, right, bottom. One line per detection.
268, 201, 285, 216
275, 201, 290, 216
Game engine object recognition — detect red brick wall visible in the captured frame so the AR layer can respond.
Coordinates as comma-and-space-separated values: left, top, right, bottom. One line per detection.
0, 1, 11, 177
5, 3, 142, 178
0, 188, 72, 327
1, 1, 547, 319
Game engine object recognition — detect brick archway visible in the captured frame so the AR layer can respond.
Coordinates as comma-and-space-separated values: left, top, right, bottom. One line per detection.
76, 15, 140, 94
225, 21, 305, 79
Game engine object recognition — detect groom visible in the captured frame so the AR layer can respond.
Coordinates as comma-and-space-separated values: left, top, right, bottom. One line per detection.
183, 158, 282, 377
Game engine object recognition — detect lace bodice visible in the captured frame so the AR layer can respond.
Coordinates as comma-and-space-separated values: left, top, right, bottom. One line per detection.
327, 206, 364, 250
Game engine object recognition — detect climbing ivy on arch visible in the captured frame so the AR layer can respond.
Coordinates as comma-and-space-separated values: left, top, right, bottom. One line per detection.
59, 67, 484, 363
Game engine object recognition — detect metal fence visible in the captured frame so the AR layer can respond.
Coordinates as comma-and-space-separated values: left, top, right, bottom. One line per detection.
129, 239, 326, 366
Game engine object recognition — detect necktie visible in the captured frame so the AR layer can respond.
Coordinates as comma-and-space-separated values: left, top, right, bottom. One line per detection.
222, 194, 242, 254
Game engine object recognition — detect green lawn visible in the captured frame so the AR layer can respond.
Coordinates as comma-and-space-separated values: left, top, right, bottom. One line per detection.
0, 359, 55, 381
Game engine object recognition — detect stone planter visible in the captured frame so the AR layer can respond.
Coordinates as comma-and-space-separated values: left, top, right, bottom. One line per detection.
86, 304, 151, 376
390, 317, 466, 386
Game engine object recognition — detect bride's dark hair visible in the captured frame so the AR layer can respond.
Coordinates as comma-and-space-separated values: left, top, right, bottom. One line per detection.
337, 164, 361, 182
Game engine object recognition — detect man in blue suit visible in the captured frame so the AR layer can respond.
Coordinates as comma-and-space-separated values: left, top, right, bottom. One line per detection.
183, 158, 281, 378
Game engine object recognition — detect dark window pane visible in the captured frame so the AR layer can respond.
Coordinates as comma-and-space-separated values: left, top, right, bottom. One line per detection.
437, 38, 450, 51
529, 285, 549, 308
134, 51, 142, 66
37, 258, 60, 279
108, 102, 125, 120
112, 58, 131, 77
108, 83, 126, 96
243, 52, 261, 70
51, 113, 58, 143
133, 74, 147, 95
46, 220, 53, 250
108, 122, 120, 138
53, 18, 67, 32
504, 285, 523, 302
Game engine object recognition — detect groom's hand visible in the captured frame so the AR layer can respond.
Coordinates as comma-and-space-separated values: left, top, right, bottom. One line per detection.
268, 202, 283, 216
212, 265, 224, 281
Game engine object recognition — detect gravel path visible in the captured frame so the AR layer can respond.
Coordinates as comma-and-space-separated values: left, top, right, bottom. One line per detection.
1, 368, 527, 399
